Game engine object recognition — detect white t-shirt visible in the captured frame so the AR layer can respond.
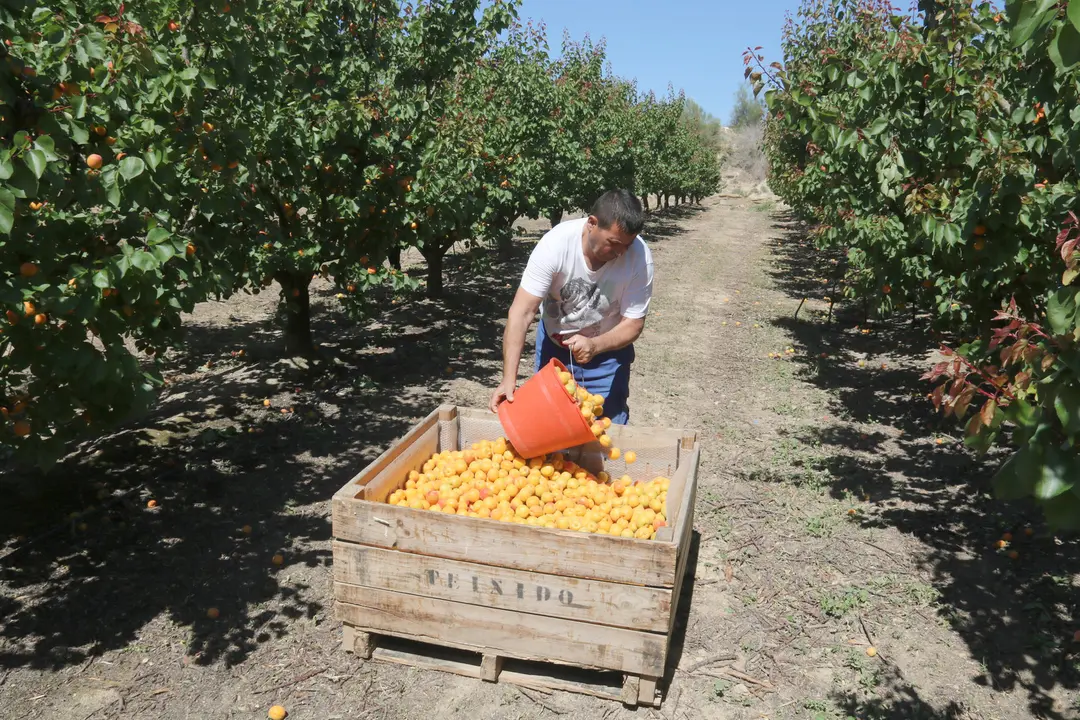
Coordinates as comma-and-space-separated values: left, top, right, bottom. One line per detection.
520, 217, 654, 341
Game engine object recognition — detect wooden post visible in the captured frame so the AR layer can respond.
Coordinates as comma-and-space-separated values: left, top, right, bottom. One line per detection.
343, 625, 377, 659
439, 405, 459, 452
621, 674, 641, 705
638, 676, 660, 705
481, 654, 504, 682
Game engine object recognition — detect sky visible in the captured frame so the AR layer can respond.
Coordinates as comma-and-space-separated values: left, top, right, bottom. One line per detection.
514, 0, 803, 125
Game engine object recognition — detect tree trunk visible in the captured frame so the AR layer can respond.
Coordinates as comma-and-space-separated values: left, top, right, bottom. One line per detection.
388, 245, 402, 271
548, 209, 563, 228
663, 194, 669, 210
425, 248, 444, 299
641, 195, 649, 211
278, 272, 315, 357
492, 212, 516, 260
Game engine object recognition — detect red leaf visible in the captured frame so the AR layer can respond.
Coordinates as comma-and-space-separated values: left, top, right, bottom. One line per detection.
931, 384, 945, 411
980, 398, 997, 427
1041, 353, 1057, 371
1062, 238, 1079, 262
966, 411, 984, 435
955, 386, 976, 418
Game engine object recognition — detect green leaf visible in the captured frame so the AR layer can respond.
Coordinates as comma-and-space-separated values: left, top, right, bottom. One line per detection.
0, 188, 13, 235
1049, 21, 1080, 69
69, 121, 89, 145
119, 156, 146, 180
0, 156, 12, 181
1041, 487, 1080, 530
23, 149, 47, 179
78, 33, 105, 61
1010, 0, 1058, 47
107, 179, 121, 208
1034, 445, 1076, 499
147, 228, 171, 245
8, 164, 38, 199
92, 269, 112, 288
71, 95, 87, 119
200, 70, 218, 90
1006, 397, 1037, 428
130, 252, 156, 272
151, 243, 174, 264
33, 135, 57, 160
865, 117, 889, 136
1069, 0, 1080, 33
1045, 288, 1079, 334
992, 446, 1037, 499
1055, 384, 1080, 436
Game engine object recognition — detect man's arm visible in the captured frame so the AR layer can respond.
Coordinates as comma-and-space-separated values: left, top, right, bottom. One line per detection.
562, 316, 644, 365
489, 287, 543, 412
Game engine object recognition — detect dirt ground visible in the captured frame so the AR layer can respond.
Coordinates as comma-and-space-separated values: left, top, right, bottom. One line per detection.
2, 186, 1079, 720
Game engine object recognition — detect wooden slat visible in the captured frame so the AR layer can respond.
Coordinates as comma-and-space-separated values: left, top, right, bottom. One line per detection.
604, 422, 693, 450
499, 667, 623, 703
333, 405, 446, 501
335, 585, 667, 676
667, 455, 698, 635
362, 424, 439, 502
333, 542, 672, 632
373, 644, 483, 679
366, 642, 628, 704
332, 498, 678, 587
621, 675, 640, 705
655, 445, 696, 543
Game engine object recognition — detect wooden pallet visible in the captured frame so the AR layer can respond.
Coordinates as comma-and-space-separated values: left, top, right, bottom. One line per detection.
343, 628, 659, 706
331, 404, 699, 708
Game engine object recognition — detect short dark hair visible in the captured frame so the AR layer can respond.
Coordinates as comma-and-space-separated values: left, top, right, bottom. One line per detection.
591, 189, 644, 236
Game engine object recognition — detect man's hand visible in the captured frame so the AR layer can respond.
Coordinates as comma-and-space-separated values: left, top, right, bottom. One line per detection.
489, 377, 517, 414
562, 334, 598, 365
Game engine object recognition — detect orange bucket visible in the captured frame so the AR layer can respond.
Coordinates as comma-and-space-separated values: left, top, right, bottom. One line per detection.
498, 358, 596, 459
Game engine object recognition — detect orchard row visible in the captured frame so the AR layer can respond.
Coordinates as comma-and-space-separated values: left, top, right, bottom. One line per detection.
754, 0, 1080, 527
0, 0, 722, 467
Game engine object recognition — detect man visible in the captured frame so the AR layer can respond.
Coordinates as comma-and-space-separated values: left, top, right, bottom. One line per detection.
489, 189, 653, 424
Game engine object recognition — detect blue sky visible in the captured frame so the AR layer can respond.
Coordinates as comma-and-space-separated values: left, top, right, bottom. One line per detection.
514, 0, 802, 125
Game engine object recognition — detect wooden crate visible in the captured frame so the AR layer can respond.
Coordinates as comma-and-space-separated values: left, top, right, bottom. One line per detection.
331, 405, 699, 707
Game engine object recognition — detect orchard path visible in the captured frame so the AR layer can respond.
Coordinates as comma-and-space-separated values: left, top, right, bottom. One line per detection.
1, 193, 1077, 720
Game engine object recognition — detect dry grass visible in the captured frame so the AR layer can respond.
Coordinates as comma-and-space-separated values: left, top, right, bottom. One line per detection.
722, 124, 768, 187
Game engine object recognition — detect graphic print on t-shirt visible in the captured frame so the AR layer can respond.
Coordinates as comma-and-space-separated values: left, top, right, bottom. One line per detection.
551, 277, 608, 332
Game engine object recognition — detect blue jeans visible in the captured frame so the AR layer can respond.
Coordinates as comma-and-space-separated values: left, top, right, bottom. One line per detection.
534, 317, 634, 424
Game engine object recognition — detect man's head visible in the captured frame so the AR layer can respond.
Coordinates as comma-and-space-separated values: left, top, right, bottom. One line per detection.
583, 189, 644, 264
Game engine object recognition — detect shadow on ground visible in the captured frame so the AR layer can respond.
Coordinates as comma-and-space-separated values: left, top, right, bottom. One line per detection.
0, 198, 713, 681
0, 230, 538, 673
762, 210, 1080, 719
